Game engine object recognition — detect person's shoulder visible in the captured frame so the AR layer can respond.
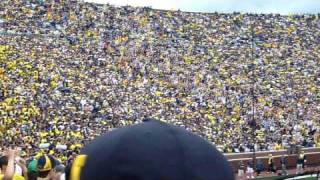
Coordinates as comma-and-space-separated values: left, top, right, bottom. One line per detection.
13, 174, 25, 180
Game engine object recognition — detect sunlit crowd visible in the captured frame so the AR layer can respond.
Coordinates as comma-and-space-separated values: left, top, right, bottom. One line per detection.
0, 0, 319, 163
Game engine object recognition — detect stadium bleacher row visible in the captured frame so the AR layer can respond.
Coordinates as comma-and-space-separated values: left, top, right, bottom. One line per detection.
0, 0, 319, 163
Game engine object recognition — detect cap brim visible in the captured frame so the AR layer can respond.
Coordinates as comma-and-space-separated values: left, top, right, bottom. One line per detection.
38, 170, 51, 178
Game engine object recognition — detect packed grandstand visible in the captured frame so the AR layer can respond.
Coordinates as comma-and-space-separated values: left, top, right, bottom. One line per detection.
0, 0, 319, 165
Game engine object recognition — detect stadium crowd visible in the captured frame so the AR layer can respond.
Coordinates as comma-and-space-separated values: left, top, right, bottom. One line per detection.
0, 0, 320, 163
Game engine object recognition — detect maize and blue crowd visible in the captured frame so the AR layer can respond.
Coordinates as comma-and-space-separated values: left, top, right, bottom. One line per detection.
0, 0, 319, 166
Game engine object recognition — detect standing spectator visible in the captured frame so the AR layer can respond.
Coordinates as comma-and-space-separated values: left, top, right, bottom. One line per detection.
67, 119, 234, 180
296, 151, 306, 174
37, 155, 62, 180
256, 159, 264, 176
238, 160, 245, 179
280, 154, 288, 175
268, 154, 276, 173
246, 160, 254, 179
0, 149, 27, 180
27, 159, 38, 180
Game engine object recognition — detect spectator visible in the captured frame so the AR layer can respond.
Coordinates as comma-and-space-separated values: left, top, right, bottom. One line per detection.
267, 154, 276, 173
67, 119, 234, 180
37, 155, 62, 180
246, 160, 254, 179
27, 159, 38, 180
256, 159, 264, 176
296, 151, 306, 174
238, 160, 245, 179
280, 154, 288, 175
0, 149, 27, 180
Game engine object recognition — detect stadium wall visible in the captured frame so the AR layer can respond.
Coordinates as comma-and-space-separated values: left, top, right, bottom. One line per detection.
225, 147, 320, 172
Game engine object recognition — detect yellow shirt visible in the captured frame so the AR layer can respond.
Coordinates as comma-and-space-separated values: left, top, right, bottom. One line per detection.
275, 143, 282, 150
0, 174, 25, 180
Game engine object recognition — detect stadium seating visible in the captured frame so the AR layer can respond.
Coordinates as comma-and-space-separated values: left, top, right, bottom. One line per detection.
0, 0, 319, 162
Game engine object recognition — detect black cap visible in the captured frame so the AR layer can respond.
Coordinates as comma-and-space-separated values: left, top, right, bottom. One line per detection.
37, 155, 60, 178
70, 119, 234, 180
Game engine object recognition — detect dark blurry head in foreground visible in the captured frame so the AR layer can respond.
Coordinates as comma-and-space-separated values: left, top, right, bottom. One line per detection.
68, 119, 234, 180
0, 156, 8, 172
